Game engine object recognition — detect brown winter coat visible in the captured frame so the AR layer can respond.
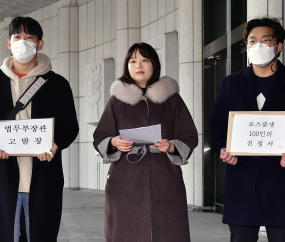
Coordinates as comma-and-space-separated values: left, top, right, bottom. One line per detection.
93, 76, 198, 242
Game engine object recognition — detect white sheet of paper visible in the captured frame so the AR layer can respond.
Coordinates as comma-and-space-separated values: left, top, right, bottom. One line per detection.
230, 114, 285, 154
0, 118, 54, 155
119, 124, 162, 144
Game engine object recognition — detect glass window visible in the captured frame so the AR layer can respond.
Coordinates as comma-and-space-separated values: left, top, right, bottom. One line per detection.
203, 48, 227, 207
204, 0, 227, 46
203, 0, 247, 211
231, 39, 247, 74
231, 0, 247, 30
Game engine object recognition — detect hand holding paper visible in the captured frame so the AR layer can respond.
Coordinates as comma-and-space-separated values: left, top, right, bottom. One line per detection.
112, 136, 134, 152
153, 139, 174, 153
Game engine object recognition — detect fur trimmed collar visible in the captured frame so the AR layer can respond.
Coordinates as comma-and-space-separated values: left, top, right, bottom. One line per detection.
110, 76, 179, 105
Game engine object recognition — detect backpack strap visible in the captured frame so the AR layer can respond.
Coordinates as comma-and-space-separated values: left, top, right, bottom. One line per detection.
5, 76, 48, 120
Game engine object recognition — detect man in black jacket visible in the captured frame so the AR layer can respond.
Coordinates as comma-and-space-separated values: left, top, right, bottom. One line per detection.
0, 17, 79, 242
210, 18, 285, 242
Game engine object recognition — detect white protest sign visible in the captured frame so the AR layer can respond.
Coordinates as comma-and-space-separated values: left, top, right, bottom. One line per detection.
0, 118, 54, 156
227, 112, 285, 156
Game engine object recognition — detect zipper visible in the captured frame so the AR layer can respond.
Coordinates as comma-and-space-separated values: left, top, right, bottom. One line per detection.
141, 95, 152, 241
141, 96, 150, 124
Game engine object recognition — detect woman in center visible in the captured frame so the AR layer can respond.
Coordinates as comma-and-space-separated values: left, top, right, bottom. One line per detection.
93, 42, 198, 242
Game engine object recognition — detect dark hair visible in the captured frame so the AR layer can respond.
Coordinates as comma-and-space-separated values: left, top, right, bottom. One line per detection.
9, 17, 43, 41
119, 43, 161, 87
243, 18, 285, 58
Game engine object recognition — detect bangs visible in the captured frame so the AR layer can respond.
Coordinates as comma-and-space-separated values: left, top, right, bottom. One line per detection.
11, 22, 30, 36
132, 46, 153, 60
9, 17, 43, 40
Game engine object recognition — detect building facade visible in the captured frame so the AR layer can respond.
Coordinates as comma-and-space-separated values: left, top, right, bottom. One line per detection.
0, 0, 283, 210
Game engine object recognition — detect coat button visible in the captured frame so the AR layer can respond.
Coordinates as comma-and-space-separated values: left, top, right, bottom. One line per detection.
107, 175, 110, 179
255, 156, 259, 159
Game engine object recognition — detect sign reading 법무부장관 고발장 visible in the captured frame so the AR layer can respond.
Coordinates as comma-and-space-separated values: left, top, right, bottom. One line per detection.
0, 118, 54, 157
226, 111, 285, 156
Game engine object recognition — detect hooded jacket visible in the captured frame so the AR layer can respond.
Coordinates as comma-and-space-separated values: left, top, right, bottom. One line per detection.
1, 53, 52, 193
0, 53, 79, 242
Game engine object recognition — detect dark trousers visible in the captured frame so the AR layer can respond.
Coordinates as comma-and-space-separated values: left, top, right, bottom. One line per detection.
229, 225, 285, 242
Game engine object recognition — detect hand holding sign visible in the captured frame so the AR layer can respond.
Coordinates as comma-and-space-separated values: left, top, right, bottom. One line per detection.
37, 142, 58, 162
0, 143, 58, 162
220, 148, 238, 165
0, 150, 9, 160
281, 153, 285, 167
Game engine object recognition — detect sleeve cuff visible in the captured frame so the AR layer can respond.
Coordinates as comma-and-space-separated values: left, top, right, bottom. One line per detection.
97, 137, 122, 164
107, 137, 118, 155
166, 139, 190, 165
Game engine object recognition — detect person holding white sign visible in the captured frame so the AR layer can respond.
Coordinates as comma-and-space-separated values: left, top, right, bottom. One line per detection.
210, 18, 285, 242
93, 43, 198, 242
0, 17, 79, 242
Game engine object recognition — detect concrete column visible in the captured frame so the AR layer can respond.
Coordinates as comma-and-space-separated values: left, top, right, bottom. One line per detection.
179, 0, 203, 207
58, 2, 79, 189
116, 0, 141, 77
2, 17, 13, 62
248, 0, 282, 21
247, 0, 283, 27
85, 58, 114, 191
0, 22, 3, 64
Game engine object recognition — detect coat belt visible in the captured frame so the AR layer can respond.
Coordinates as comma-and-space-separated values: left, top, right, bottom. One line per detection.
126, 145, 161, 163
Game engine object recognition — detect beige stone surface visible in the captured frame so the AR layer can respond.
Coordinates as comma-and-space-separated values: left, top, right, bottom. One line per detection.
87, 1, 96, 49
96, 0, 104, 45
59, 7, 70, 53
50, 16, 58, 59
268, 0, 282, 18
193, 134, 203, 207
42, 20, 51, 57
141, 0, 150, 27
104, 0, 112, 43
43, 5, 51, 21
79, 4, 88, 51
247, 0, 268, 20
194, 62, 202, 134
128, 0, 141, 28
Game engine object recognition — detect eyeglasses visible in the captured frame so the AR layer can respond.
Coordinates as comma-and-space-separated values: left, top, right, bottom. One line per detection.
246, 37, 277, 47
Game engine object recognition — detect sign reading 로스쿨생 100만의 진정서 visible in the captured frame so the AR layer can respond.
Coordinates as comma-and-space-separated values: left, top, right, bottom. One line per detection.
0, 118, 54, 157
226, 111, 285, 156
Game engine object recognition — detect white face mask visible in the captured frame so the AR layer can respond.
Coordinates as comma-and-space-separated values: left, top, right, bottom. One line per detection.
11, 39, 37, 63
247, 43, 278, 66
